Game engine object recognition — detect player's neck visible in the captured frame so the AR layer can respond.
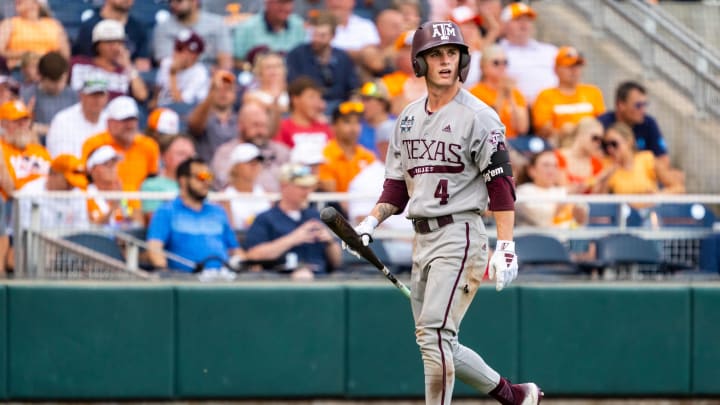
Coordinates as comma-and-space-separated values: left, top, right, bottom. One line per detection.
425, 85, 460, 113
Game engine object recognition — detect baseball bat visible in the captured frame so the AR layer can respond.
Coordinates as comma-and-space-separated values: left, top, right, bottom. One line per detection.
320, 207, 411, 299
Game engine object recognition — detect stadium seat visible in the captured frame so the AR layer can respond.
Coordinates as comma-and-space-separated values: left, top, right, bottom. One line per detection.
63, 232, 125, 262
595, 233, 664, 274
49, 0, 95, 43
653, 203, 715, 228
587, 203, 643, 227
507, 135, 552, 157
515, 234, 578, 275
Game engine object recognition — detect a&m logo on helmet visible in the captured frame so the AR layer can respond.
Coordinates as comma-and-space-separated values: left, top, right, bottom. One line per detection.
432, 23, 457, 41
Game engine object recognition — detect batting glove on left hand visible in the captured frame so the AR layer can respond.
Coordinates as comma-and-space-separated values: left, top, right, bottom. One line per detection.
488, 240, 518, 292
342, 216, 379, 258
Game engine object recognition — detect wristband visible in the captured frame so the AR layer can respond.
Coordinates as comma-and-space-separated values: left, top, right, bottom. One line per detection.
495, 240, 515, 252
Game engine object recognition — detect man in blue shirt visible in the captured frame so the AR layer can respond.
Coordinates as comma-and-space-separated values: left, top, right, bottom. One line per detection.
285, 11, 360, 115
244, 163, 342, 277
147, 157, 244, 272
598, 81, 671, 166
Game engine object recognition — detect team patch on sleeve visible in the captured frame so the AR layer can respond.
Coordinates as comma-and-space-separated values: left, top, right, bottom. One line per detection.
487, 129, 504, 149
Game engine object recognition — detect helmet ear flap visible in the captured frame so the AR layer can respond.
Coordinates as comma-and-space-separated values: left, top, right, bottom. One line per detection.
412, 55, 427, 77
459, 51, 470, 70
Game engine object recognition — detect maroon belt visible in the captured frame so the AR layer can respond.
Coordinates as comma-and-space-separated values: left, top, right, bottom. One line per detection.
412, 214, 454, 234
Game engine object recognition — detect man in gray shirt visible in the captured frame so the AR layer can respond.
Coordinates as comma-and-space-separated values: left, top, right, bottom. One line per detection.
152, 0, 233, 70
20, 52, 78, 142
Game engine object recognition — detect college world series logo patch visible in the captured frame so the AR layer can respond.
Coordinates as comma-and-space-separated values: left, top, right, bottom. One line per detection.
400, 116, 415, 133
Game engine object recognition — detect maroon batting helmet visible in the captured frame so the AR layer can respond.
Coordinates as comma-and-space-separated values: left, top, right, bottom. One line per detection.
411, 21, 471, 82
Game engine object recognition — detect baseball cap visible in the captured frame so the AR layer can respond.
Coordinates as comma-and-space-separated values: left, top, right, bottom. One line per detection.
290, 143, 326, 166
51, 154, 88, 189
229, 143, 263, 165
86, 145, 121, 170
500, 2, 537, 23
279, 163, 318, 187
394, 31, 415, 51
0, 100, 31, 120
450, 5, 483, 25
106, 96, 139, 120
81, 78, 109, 94
174, 29, 205, 54
332, 100, 364, 122
358, 81, 389, 100
147, 108, 180, 135
555, 46, 585, 67
92, 19, 126, 43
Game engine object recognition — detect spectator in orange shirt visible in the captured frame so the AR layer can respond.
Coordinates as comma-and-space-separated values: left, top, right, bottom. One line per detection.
532, 46, 606, 146
318, 100, 375, 197
554, 116, 613, 193
81, 96, 160, 191
0, 0, 70, 70
470, 44, 528, 138
0, 99, 51, 272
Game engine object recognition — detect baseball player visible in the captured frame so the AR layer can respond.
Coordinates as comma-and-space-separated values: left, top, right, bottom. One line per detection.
345, 21, 543, 405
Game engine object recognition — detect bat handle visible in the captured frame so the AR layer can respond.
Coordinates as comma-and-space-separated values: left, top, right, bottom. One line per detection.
381, 266, 411, 299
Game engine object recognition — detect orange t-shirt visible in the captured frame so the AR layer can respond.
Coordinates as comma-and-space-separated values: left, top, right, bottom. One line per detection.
0, 141, 51, 199
7, 17, 65, 67
532, 84, 606, 131
381, 71, 410, 98
470, 83, 527, 139
318, 140, 376, 192
606, 151, 658, 195
555, 149, 605, 188
81, 132, 160, 191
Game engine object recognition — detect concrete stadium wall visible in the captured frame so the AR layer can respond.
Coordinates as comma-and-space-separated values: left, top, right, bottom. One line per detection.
0, 282, 718, 400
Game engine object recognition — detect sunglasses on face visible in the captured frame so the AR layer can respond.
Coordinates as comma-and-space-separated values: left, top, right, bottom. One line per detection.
338, 101, 364, 114
192, 170, 213, 182
634, 101, 649, 109
491, 59, 509, 67
288, 165, 312, 179
590, 134, 603, 143
602, 140, 620, 150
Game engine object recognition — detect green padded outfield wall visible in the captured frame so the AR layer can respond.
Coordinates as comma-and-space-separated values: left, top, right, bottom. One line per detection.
0, 286, 6, 400
345, 285, 518, 398
8, 284, 175, 399
519, 285, 691, 396
175, 284, 346, 397
692, 287, 720, 394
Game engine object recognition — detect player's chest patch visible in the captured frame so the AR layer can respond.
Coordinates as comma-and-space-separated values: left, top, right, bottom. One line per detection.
400, 115, 415, 133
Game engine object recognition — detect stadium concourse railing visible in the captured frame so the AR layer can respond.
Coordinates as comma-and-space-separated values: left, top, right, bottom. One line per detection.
562, 0, 720, 119
10, 190, 720, 279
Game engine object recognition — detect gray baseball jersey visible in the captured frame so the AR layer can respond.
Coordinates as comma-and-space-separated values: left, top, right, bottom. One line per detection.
385, 88, 506, 219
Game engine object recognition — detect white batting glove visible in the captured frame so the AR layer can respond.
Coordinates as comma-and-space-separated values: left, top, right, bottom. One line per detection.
342, 216, 379, 258
488, 240, 518, 292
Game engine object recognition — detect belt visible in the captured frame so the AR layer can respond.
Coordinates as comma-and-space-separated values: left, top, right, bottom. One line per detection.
412, 214, 454, 234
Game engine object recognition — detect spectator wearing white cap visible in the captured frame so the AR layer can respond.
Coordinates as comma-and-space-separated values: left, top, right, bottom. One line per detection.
85, 144, 143, 226
154, 29, 210, 108
69, 19, 148, 103
219, 143, 271, 231
211, 101, 290, 192
141, 135, 197, 220
499, 2, 557, 105
72, 0, 152, 72
81, 96, 160, 192
46, 77, 109, 158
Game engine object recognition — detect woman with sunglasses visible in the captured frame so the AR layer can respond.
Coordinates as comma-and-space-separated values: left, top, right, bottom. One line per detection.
554, 116, 614, 193
470, 45, 528, 138
597, 122, 684, 196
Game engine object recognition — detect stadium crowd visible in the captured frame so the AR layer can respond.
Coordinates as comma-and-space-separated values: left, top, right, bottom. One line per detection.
0, 0, 701, 275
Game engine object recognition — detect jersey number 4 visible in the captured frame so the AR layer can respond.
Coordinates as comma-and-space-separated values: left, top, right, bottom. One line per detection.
434, 179, 449, 205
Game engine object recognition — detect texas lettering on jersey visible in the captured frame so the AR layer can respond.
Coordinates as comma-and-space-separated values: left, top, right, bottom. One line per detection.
402, 139, 465, 177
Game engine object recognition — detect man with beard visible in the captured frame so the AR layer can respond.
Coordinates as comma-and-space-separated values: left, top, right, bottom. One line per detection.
146, 157, 244, 272
152, 0, 233, 70
285, 11, 359, 114
211, 101, 290, 192
0, 99, 51, 272
72, 0, 152, 72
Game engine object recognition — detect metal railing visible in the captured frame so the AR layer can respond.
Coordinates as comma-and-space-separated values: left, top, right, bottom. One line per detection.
563, 0, 720, 119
